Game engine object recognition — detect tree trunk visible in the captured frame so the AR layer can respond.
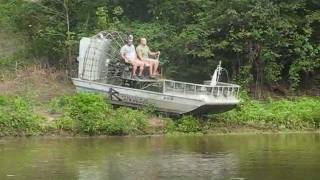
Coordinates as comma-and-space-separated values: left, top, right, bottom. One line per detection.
64, 0, 71, 77
247, 40, 262, 98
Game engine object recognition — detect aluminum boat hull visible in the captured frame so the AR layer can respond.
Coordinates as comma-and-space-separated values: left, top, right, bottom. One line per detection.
72, 78, 239, 115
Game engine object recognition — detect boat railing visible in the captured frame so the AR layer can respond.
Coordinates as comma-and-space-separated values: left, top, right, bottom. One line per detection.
163, 80, 240, 98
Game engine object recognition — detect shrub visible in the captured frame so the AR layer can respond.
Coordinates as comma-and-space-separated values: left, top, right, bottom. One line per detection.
49, 96, 68, 114
176, 116, 201, 133
164, 118, 177, 133
141, 103, 157, 115
53, 93, 148, 135
0, 96, 44, 136
163, 116, 202, 134
211, 97, 320, 129
104, 107, 148, 135
56, 93, 112, 134
312, 111, 320, 129
55, 116, 76, 132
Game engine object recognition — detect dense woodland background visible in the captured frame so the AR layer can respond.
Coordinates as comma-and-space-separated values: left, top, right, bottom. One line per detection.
0, 0, 319, 97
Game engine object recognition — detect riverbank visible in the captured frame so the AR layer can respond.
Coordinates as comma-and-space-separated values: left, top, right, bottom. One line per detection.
0, 68, 319, 137
0, 94, 319, 137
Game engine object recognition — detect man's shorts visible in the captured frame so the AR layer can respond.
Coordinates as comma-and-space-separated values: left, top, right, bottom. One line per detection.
126, 57, 135, 64
143, 58, 158, 65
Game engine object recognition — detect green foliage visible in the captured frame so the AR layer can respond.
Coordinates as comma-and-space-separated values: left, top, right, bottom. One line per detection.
54, 116, 75, 131
163, 118, 176, 133
1, 92, 320, 136
53, 93, 148, 135
49, 96, 67, 114
1, 0, 319, 90
312, 111, 320, 129
0, 96, 44, 136
117, 22, 176, 66
55, 92, 112, 134
234, 65, 253, 88
0, 53, 32, 77
176, 116, 201, 133
96, 7, 110, 30
107, 107, 147, 135
141, 103, 157, 115
212, 96, 320, 129
164, 115, 202, 133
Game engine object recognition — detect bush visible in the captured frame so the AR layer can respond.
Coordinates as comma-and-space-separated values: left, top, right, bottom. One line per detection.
49, 96, 68, 114
176, 116, 201, 133
211, 97, 320, 129
55, 93, 112, 134
55, 116, 76, 132
104, 107, 148, 135
0, 96, 44, 136
164, 118, 177, 133
53, 93, 148, 135
164, 115, 202, 134
312, 111, 320, 129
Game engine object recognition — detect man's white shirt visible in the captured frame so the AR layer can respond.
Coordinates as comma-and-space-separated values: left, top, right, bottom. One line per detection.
120, 44, 136, 61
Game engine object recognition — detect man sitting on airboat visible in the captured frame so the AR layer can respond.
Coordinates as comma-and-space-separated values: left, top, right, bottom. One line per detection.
120, 35, 145, 79
136, 37, 160, 78
74, 32, 240, 115
120, 35, 161, 79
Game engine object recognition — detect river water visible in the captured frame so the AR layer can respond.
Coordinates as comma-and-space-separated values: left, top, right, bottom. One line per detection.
0, 133, 319, 180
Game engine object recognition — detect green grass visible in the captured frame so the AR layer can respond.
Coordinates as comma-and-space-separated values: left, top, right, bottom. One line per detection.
0, 95, 44, 136
0, 93, 149, 136
0, 92, 319, 137
164, 115, 203, 134
210, 96, 320, 130
52, 93, 148, 135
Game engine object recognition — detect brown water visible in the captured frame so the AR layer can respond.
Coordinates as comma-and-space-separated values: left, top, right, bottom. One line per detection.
0, 133, 320, 180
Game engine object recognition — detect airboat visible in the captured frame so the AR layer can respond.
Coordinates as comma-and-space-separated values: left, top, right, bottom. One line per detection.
72, 32, 240, 115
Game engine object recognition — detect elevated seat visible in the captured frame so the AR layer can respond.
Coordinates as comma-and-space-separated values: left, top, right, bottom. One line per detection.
121, 61, 133, 79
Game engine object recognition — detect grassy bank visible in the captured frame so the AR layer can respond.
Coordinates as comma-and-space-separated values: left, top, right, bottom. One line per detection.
0, 67, 319, 136
51, 93, 149, 135
210, 95, 320, 130
0, 96, 45, 136
0, 91, 319, 137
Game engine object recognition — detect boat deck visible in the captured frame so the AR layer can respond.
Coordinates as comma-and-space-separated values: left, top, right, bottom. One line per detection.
115, 77, 241, 99
121, 77, 162, 83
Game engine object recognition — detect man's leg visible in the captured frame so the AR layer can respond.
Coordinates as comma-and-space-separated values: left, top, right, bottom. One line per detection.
153, 55, 160, 75
146, 58, 159, 75
149, 62, 153, 76
136, 60, 144, 76
132, 63, 137, 77
153, 60, 159, 75
144, 60, 153, 76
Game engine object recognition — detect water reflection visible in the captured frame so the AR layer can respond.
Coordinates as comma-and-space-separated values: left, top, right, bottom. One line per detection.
0, 134, 319, 180
76, 153, 238, 180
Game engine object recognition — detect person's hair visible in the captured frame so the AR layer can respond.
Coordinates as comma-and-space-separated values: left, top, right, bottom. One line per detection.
140, 37, 146, 43
127, 35, 133, 42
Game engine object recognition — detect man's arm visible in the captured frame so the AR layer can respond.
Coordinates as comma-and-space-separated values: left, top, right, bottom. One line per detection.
148, 51, 160, 59
148, 47, 160, 56
121, 53, 128, 63
120, 46, 129, 63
